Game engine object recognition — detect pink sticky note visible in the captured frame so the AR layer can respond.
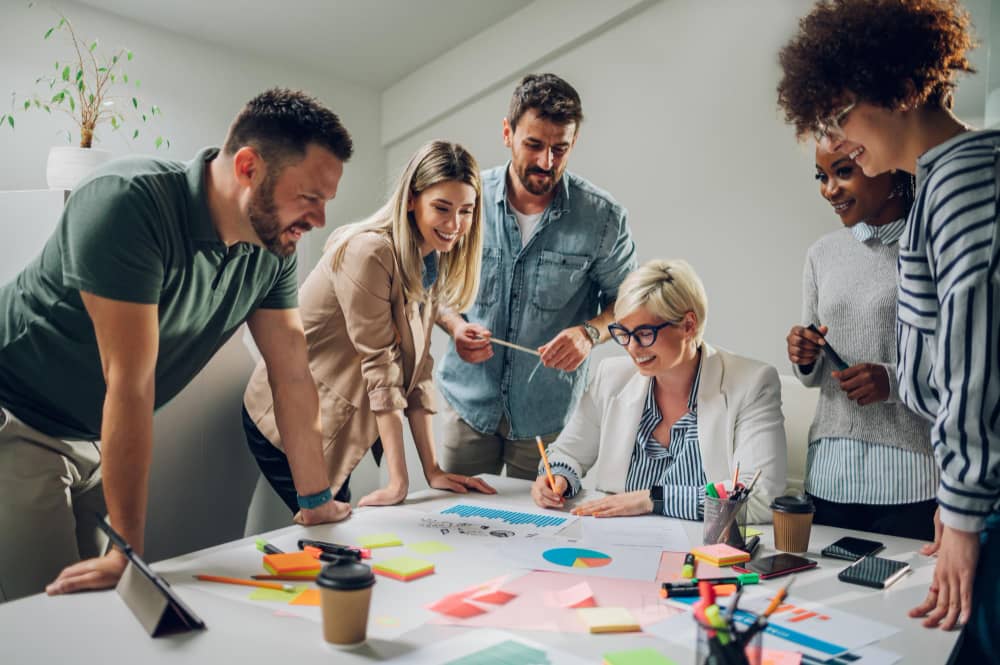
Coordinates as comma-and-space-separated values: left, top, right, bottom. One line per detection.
426, 593, 487, 618
471, 589, 517, 605
761, 649, 802, 665
544, 581, 597, 609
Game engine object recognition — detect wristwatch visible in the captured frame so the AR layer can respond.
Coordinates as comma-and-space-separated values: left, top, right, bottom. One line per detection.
582, 321, 601, 346
649, 485, 665, 514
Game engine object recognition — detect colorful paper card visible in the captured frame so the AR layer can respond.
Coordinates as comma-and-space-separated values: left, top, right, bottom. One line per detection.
262, 552, 322, 575
603, 647, 677, 665
690, 543, 749, 566
358, 532, 403, 548
427, 594, 487, 618
248, 585, 309, 602
576, 607, 641, 634
372, 556, 435, 581
544, 581, 596, 609
408, 540, 454, 555
470, 588, 517, 605
289, 588, 321, 606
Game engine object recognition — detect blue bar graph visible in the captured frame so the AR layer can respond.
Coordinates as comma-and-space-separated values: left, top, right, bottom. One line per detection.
440, 504, 568, 529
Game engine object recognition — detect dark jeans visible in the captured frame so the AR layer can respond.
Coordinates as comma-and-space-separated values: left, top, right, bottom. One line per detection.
242, 405, 351, 514
808, 493, 937, 542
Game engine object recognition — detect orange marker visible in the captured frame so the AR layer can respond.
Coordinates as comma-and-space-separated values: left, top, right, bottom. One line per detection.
195, 574, 294, 592
763, 578, 796, 618
537, 435, 557, 492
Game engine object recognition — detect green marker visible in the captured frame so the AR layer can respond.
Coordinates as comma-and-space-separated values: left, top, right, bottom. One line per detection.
255, 538, 283, 555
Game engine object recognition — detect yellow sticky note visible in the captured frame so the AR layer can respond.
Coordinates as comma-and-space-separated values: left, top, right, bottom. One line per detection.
576, 607, 641, 634
248, 585, 309, 602
290, 588, 322, 606
358, 532, 403, 548
739, 526, 764, 538
372, 556, 435, 582
409, 540, 454, 555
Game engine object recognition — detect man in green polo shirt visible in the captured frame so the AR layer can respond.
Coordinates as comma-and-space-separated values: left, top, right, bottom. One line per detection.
0, 88, 354, 601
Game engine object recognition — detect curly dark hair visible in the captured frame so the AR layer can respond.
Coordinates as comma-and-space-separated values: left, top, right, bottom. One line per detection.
777, 0, 976, 138
223, 88, 354, 165
507, 73, 584, 131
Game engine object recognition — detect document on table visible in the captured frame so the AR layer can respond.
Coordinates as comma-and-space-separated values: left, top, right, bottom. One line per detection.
497, 536, 662, 581
381, 629, 590, 665
581, 513, 691, 549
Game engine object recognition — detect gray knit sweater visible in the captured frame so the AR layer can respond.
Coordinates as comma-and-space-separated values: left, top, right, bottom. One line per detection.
793, 228, 932, 453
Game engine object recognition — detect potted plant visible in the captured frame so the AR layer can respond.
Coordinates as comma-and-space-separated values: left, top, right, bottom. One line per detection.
1, 12, 169, 190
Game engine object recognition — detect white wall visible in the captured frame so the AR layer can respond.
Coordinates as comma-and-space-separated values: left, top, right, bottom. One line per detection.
0, 0, 385, 561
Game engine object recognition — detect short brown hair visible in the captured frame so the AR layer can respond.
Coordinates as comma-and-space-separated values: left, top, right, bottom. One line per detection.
507, 73, 583, 131
223, 88, 354, 166
777, 0, 976, 138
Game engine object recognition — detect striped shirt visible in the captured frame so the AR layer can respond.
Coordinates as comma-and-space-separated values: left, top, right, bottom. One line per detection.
623, 366, 707, 520
897, 129, 1000, 532
805, 218, 938, 504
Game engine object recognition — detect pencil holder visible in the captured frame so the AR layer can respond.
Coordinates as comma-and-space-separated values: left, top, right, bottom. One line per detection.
694, 614, 763, 665
702, 494, 749, 548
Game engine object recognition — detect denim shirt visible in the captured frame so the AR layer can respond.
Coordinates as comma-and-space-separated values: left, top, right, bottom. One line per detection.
437, 163, 637, 438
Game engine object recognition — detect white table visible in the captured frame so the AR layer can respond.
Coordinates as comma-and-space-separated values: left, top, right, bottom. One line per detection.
0, 476, 958, 664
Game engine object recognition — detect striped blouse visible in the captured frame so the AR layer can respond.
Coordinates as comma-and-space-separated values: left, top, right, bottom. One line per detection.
897, 129, 1000, 532
549, 354, 708, 520
805, 219, 939, 505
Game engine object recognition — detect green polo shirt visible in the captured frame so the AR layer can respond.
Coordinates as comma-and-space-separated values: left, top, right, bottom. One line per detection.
0, 147, 298, 440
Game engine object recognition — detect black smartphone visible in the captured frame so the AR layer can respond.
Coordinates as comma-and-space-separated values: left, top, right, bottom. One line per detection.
821, 536, 885, 562
806, 324, 849, 371
737, 553, 817, 579
838, 555, 911, 589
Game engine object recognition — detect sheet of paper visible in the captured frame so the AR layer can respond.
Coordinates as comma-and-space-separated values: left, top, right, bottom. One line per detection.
498, 536, 661, 581
581, 514, 691, 550
378, 629, 590, 665
437, 501, 577, 535
602, 647, 677, 665
431, 570, 678, 633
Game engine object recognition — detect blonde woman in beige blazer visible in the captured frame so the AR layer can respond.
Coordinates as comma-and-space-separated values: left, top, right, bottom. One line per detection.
532, 260, 786, 523
244, 141, 495, 513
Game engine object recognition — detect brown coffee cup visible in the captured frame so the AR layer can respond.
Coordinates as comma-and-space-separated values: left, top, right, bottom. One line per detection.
771, 494, 815, 553
316, 557, 376, 648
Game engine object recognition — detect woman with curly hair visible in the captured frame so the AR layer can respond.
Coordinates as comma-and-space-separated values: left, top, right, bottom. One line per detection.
778, 0, 999, 659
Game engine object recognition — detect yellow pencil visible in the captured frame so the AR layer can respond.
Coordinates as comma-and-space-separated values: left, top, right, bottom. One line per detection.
536, 436, 556, 491
195, 574, 294, 592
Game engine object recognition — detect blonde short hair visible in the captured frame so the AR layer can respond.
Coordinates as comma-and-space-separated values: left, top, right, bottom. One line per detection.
614, 259, 708, 345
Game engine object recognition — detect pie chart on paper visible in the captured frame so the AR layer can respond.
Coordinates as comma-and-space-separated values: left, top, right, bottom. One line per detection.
542, 547, 612, 568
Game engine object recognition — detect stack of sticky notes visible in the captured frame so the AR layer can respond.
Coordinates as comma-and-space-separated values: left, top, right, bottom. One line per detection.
576, 607, 641, 634
690, 543, 750, 566
603, 647, 677, 665
372, 556, 435, 582
262, 552, 323, 577
357, 533, 403, 549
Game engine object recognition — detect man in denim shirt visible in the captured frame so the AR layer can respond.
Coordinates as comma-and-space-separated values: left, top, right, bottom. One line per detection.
436, 74, 637, 479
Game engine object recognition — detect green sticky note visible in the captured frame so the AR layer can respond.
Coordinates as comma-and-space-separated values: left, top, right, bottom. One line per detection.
739, 526, 763, 537
358, 532, 403, 548
248, 585, 308, 602
603, 648, 677, 665
409, 540, 454, 555
372, 556, 435, 581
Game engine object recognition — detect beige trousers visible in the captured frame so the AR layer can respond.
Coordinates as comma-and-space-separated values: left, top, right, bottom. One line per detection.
0, 407, 106, 602
438, 400, 559, 481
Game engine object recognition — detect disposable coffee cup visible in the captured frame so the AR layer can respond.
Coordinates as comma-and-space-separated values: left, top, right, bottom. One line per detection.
316, 557, 376, 648
771, 494, 815, 553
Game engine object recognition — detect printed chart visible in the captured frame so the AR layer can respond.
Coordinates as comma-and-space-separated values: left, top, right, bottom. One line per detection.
542, 547, 613, 569
444, 639, 551, 665
440, 504, 570, 530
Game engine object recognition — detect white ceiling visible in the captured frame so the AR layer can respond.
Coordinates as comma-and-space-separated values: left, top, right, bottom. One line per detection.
75, 0, 533, 89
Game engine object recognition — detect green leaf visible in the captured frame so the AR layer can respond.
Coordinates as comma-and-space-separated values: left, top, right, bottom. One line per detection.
75, 69, 83, 82
127, 50, 133, 61
151, 105, 159, 115
141, 113, 147, 122
155, 136, 163, 149
43, 105, 50, 113
89, 40, 98, 52
51, 91, 64, 103
135, 80, 141, 88
77, 80, 84, 93
112, 55, 118, 65
57, 17, 65, 28
110, 116, 118, 129
133, 129, 139, 139
132, 97, 138, 109
61, 65, 70, 82
97, 67, 107, 73
24, 100, 30, 110
68, 96, 75, 112
123, 74, 128, 83
8, 116, 14, 129
54, 61, 59, 70
110, 74, 115, 83
44, 27, 54, 39
88, 93, 94, 105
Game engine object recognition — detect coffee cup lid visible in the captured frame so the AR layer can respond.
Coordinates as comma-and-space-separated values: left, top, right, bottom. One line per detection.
316, 557, 376, 591
771, 494, 815, 514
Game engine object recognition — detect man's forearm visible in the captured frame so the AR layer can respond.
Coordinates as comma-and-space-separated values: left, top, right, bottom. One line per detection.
100, 386, 155, 554
271, 375, 330, 497
586, 300, 618, 344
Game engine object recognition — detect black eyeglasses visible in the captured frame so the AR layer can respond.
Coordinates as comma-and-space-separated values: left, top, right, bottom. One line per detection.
607, 321, 677, 348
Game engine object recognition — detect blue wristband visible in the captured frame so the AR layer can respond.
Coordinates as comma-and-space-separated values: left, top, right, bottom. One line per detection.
296, 487, 333, 510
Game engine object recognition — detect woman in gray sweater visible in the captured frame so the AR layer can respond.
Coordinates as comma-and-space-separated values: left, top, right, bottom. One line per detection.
785, 143, 936, 541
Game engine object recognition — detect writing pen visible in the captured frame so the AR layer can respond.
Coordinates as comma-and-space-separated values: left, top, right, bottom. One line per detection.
298, 538, 368, 560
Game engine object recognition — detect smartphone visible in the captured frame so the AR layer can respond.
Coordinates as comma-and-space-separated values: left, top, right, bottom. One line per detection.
838, 555, 911, 589
806, 324, 849, 371
821, 536, 885, 562
736, 553, 817, 579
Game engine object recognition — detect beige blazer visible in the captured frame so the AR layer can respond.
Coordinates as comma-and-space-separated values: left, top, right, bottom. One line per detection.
244, 231, 437, 496
545, 344, 787, 523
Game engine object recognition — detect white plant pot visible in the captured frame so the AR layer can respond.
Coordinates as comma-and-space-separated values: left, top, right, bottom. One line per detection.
46, 146, 112, 191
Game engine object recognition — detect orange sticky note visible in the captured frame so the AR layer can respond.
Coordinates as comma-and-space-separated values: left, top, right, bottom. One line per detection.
263, 552, 323, 576
289, 588, 321, 606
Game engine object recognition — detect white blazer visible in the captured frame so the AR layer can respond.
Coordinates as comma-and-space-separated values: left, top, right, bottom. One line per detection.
546, 343, 787, 523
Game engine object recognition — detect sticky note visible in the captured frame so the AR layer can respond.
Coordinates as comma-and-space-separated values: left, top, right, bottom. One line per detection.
544, 581, 596, 609
690, 543, 750, 566
470, 588, 517, 605
576, 607, 641, 634
740, 526, 764, 538
290, 588, 321, 606
603, 647, 677, 665
248, 585, 309, 602
358, 533, 403, 548
408, 540, 454, 555
372, 556, 435, 581
262, 552, 322, 575
427, 594, 487, 618
761, 650, 802, 665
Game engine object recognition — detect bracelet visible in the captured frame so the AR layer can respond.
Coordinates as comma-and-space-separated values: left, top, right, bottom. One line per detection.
296, 487, 333, 510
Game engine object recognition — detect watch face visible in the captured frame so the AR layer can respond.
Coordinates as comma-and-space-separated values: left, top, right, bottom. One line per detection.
584, 323, 600, 343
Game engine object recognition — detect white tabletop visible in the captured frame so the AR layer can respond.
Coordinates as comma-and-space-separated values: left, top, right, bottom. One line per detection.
0, 476, 957, 664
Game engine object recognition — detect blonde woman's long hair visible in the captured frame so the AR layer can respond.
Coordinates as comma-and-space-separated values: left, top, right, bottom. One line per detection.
326, 140, 483, 311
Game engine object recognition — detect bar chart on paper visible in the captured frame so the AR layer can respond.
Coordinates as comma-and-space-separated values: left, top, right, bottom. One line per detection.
439, 504, 573, 531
